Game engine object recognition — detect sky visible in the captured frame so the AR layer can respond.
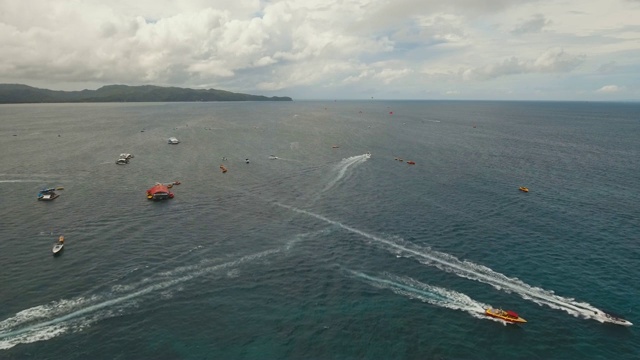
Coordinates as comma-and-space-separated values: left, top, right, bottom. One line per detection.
1, 0, 639, 100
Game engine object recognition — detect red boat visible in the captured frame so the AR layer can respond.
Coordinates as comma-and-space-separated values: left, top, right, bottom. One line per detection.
485, 308, 527, 324
146, 183, 174, 200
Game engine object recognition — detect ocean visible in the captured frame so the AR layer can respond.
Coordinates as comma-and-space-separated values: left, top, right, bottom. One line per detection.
0, 100, 638, 359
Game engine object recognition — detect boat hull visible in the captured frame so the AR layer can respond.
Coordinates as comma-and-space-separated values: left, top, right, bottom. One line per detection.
38, 194, 59, 201
52, 244, 64, 255
485, 309, 527, 324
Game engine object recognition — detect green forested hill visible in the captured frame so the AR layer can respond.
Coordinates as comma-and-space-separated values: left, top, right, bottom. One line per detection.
0, 84, 292, 103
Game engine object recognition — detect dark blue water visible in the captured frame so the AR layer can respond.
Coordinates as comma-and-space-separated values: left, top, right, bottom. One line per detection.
1, 101, 638, 359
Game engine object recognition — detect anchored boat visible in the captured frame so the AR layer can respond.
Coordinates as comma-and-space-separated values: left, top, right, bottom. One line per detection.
38, 188, 59, 201
52, 236, 64, 255
146, 183, 174, 200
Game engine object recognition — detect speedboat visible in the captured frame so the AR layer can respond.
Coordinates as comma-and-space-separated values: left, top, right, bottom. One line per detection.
596, 310, 633, 326
146, 183, 174, 200
38, 188, 59, 201
519, 186, 529, 192
168, 137, 180, 144
485, 308, 527, 324
52, 235, 64, 255
269, 155, 278, 160
116, 158, 129, 165
220, 165, 228, 173
406, 161, 415, 165
120, 153, 134, 159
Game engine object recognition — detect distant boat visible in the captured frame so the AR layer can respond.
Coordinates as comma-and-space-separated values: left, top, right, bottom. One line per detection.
146, 183, 174, 200
269, 155, 278, 160
168, 137, 180, 144
519, 186, 529, 193
38, 188, 59, 201
406, 161, 415, 165
52, 235, 64, 255
220, 165, 228, 173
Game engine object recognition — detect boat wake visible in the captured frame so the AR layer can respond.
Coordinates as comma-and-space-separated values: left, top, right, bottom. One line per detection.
347, 270, 496, 322
0, 180, 44, 183
0, 235, 303, 350
322, 153, 371, 194
274, 203, 612, 324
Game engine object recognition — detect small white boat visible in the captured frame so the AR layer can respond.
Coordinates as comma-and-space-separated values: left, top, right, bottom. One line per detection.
168, 137, 180, 144
269, 155, 278, 160
116, 158, 129, 165
52, 236, 64, 255
596, 310, 633, 326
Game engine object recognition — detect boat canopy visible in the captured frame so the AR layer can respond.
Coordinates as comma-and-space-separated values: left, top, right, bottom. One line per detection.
506, 310, 519, 318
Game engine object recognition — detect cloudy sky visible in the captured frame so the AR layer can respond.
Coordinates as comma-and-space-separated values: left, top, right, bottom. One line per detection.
1, 0, 639, 100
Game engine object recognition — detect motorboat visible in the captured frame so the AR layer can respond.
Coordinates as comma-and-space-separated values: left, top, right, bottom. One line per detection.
220, 165, 228, 173
168, 137, 180, 144
120, 153, 134, 159
146, 183, 174, 200
116, 158, 129, 165
406, 161, 415, 165
269, 155, 278, 160
245, 158, 250, 164
596, 310, 633, 326
485, 308, 527, 324
38, 188, 59, 201
52, 235, 64, 255
519, 186, 529, 193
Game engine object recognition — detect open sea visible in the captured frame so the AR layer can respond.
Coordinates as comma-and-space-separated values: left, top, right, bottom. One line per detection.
0, 100, 638, 359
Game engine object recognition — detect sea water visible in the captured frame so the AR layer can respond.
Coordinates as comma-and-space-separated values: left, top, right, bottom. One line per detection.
0, 101, 638, 359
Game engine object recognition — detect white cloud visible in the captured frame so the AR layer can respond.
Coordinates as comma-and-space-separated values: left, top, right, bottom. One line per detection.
461, 48, 585, 81
596, 85, 623, 93
0, 0, 638, 100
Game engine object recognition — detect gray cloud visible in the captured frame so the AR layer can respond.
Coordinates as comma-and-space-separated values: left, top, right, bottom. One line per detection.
462, 48, 585, 81
511, 14, 550, 34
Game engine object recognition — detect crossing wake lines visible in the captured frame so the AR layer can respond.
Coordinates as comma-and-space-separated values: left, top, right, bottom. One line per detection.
275, 203, 611, 324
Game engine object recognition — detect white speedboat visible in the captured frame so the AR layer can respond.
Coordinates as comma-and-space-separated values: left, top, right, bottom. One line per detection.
52, 236, 64, 255
168, 137, 180, 144
596, 311, 633, 326
116, 158, 129, 165
269, 155, 278, 160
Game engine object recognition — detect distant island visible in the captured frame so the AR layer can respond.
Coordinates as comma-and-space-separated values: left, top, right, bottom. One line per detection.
0, 84, 292, 103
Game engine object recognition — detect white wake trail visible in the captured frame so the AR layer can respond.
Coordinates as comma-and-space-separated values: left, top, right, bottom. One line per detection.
0, 245, 289, 350
275, 204, 607, 323
322, 153, 371, 193
349, 270, 493, 321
